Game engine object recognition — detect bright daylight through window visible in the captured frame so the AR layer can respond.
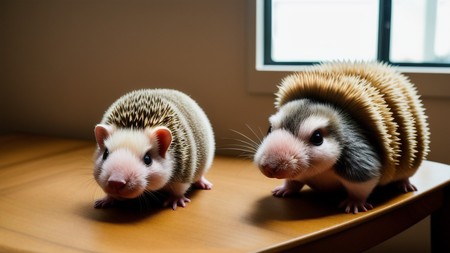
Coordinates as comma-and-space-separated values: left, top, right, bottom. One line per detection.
265, 0, 450, 69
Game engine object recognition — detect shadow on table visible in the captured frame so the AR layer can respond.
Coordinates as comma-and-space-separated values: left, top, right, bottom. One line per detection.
246, 185, 408, 224
80, 189, 201, 223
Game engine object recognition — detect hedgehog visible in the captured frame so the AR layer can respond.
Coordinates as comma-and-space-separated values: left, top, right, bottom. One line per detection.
253, 61, 430, 213
93, 89, 215, 210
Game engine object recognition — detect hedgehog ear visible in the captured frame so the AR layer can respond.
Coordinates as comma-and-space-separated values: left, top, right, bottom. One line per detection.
269, 113, 281, 128
152, 126, 172, 159
94, 124, 114, 149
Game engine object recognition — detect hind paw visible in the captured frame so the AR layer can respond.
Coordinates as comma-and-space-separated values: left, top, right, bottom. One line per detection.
395, 178, 417, 193
193, 176, 213, 190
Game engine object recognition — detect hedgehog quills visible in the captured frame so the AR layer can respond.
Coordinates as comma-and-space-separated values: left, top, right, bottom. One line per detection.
275, 61, 430, 185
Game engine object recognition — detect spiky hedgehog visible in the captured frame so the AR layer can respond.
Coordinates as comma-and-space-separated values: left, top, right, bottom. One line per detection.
254, 61, 430, 213
93, 89, 215, 210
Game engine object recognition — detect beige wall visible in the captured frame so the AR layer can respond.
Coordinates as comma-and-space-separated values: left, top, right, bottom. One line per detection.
0, 1, 449, 251
1, 0, 449, 163
0, 0, 274, 152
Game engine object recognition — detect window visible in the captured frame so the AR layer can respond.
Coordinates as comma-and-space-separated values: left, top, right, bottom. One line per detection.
263, 0, 450, 70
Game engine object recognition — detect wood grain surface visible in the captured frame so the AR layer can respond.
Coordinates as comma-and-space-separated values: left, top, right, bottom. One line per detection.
0, 135, 449, 253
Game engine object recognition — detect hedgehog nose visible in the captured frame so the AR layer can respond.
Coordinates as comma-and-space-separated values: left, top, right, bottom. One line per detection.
108, 179, 127, 190
260, 164, 277, 178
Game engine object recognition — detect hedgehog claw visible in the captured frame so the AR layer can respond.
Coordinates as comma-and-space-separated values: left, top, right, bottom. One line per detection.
94, 196, 116, 209
339, 198, 373, 214
193, 176, 213, 190
164, 196, 191, 210
272, 185, 297, 197
272, 180, 304, 197
395, 178, 417, 193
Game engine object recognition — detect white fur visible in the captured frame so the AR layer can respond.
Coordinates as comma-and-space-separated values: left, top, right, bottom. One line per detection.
94, 128, 174, 199
255, 115, 341, 181
104, 129, 152, 155
269, 113, 283, 129
339, 176, 379, 202
297, 116, 329, 140
254, 129, 309, 179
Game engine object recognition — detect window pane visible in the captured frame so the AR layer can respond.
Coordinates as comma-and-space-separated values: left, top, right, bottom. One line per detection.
390, 0, 450, 64
271, 0, 379, 62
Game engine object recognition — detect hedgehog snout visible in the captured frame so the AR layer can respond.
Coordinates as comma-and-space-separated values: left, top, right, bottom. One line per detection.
259, 161, 289, 179
107, 178, 126, 191
258, 155, 305, 179
255, 129, 308, 179
103, 173, 142, 198
99, 149, 148, 199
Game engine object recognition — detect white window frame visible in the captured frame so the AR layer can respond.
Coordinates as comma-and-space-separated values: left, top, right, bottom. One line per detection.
259, 0, 450, 73
246, 0, 450, 97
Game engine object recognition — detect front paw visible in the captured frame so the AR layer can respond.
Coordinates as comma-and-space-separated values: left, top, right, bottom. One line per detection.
272, 180, 304, 197
339, 198, 373, 214
164, 195, 191, 210
94, 196, 116, 209
272, 185, 298, 197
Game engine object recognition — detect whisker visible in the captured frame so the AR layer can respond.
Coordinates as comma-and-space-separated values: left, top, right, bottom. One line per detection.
222, 136, 258, 148
229, 129, 260, 147
140, 190, 163, 211
219, 146, 256, 160
143, 192, 155, 212
221, 144, 257, 153
220, 147, 255, 154
235, 153, 255, 160
225, 139, 258, 151
233, 143, 258, 152
258, 126, 266, 139
219, 147, 253, 156
246, 124, 263, 144
221, 125, 267, 159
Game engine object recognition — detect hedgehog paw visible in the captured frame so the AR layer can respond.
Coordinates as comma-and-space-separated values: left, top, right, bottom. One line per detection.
339, 198, 373, 214
94, 196, 116, 209
164, 195, 191, 210
272, 180, 304, 197
395, 178, 417, 193
193, 176, 213, 190
272, 185, 296, 197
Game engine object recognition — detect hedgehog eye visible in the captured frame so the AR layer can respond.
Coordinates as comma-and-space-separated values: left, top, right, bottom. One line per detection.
267, 126, 272, 135
310, 130, 324, 146
102, 148, 109, 160
143, 153, 153, 166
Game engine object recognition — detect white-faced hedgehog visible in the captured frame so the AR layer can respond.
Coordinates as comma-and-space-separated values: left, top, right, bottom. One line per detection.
93, 89, 215, 210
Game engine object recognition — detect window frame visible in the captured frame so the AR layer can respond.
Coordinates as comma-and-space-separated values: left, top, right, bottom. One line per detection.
248, 0, 450, 96
263, 0, 450, 69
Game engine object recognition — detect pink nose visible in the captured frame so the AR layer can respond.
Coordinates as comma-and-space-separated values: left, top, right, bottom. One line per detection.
107, 179, 126, 190
260, 164, 278, 178
260, 163, 292, 179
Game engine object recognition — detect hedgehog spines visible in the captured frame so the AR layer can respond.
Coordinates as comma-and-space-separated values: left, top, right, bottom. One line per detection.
101, 88, 214, 184
275, 61, 430, 185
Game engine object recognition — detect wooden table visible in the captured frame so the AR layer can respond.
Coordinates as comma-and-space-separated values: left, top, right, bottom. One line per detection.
0, 134, 449, 253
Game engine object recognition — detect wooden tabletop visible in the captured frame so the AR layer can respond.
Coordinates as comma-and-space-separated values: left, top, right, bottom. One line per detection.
0, 134, 449, 253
